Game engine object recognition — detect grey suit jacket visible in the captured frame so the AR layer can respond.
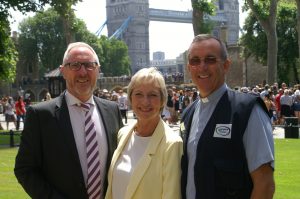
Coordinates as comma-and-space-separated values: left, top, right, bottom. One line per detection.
14, 92, 123, 199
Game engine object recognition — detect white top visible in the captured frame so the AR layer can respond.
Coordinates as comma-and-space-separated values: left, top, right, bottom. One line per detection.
112, 132, 151, 199
4, 102, 14, 115
65, 91, 108, 197
118, 95, 128, 110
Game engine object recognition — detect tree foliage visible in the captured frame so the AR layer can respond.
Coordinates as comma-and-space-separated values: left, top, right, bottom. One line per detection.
0, 18, 17, 82
18, 9, 130, 78
0, 0, 82, 80
99, 36, 130, 76
191, 0, 216, 35
240, 2, 299, 84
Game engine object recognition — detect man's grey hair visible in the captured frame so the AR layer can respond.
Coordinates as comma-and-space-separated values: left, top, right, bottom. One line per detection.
187, 34, 228, 61
62, 42, 100, 65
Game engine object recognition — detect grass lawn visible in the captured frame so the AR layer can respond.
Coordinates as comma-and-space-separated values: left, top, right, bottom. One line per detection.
0, 139, 299, 198
274, 139, 300, 199
0, 147, 29, 199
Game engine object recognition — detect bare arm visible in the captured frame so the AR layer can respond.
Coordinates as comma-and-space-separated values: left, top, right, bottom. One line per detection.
250, 163, 275, 199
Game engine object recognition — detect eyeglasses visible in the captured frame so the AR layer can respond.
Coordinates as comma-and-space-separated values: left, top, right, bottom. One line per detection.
188, 56, 220, 68
64, 62, 99, 71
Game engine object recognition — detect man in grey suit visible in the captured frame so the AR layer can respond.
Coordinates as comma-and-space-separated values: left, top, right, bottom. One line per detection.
14, 42, 123, 199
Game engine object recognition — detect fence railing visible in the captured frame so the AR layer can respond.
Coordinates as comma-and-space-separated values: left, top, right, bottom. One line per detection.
0, 130, 22, 147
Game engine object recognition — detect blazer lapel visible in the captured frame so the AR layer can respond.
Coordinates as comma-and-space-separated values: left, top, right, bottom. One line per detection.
125, 119, 165, 199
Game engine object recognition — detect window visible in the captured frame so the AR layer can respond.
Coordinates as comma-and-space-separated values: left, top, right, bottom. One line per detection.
219, 0, 224, 10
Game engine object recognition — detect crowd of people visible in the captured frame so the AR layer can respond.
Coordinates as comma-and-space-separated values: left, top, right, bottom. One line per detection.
0, 91, 52, 130
0, 95, 27, 130
239, 82, 300, 125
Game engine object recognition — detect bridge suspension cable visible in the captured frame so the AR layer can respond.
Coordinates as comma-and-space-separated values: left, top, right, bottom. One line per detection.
109, 16, 133, 40
95, 20, 107, 36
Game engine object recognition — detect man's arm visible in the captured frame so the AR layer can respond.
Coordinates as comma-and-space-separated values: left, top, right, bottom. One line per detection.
250, 163, 275, 199
14, 106, 65, 199
243, 103, 275, 199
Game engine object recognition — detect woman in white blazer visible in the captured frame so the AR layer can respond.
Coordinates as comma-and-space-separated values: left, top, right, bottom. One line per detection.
105, 67, 183, 199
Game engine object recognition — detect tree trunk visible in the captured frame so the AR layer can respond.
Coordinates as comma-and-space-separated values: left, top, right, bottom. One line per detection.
266, 29, 278, 84
247, 0, 278, 84
191, 0, 204, 36
292, 61, 300, 83
61, 15, 75, 44
54, 2, 76, 45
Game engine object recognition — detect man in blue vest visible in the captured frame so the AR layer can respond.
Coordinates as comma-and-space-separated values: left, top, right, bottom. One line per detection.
180, 34, 275, 199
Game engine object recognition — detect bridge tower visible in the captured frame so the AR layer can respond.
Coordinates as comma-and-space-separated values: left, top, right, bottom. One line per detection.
106, 0, 150, 74
106, 0, 240, 74
213, 0, 239, 45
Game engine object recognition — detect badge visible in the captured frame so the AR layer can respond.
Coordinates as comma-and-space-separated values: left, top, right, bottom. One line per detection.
213, 124, 232, 139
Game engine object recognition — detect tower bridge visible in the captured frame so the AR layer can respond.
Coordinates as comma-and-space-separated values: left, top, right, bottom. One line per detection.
148, 8, 193, 23
106, 0, 239, 73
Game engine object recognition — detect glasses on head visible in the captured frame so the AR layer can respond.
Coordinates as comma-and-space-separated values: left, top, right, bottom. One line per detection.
188, 56, 220, 68
64, 62, 98, 71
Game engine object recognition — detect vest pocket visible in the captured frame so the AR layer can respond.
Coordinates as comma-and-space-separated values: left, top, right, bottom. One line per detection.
214, 159, 244, 197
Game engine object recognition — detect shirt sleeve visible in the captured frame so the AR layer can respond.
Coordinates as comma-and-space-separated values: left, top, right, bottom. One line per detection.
243, 104, 275, 173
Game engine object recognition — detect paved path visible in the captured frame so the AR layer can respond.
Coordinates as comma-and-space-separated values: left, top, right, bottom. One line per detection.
0, 111, 289, 139
0, 114, 23, 131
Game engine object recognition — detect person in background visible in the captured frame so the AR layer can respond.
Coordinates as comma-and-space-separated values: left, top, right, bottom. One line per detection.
15, 96, 26, 130
180, 34, 275, 199
292, 90, 300, 123
280, 89, 293, 120
275, 88, 284, 124
117, 89, 128, 124
105, 67, 183, 199
15, 42, 123, 199
182, 89, 191, 111
166, 88, 175, 124
42, 92, 52, 101
4, 97, 16, 130
24, 93, 31, 111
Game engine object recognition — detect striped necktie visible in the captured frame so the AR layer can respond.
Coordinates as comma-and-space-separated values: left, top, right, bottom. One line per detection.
80, 103, 101, 199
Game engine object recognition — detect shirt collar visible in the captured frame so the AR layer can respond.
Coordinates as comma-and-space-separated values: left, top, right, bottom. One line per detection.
200, 83, 227, 104
65, 91, 95, 107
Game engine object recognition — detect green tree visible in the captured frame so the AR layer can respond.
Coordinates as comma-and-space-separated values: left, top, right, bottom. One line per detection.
18, 9, 99, 74
241, 2, 298, 84
18, 9, 130, 78
244, 0, 278, 84
0, 18, 17, 82
295, 0, 300, 66
191, 0, 216, 35
49, 0, 81, 44
99, 36, 130, 76
0, 0, 81, 80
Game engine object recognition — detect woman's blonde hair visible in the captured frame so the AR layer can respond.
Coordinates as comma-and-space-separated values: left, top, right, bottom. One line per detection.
127, 67, 167, 109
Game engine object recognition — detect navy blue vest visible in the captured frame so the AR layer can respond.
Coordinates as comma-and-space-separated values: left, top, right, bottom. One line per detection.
180, 89, 268, 199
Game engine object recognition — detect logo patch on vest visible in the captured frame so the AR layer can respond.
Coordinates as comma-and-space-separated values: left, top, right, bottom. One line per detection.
213, 124, 232, 139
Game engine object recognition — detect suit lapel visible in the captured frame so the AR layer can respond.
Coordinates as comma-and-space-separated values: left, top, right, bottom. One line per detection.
125, 119, 165, 199
94, 98, 113, 156
55, 94, 83, 170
